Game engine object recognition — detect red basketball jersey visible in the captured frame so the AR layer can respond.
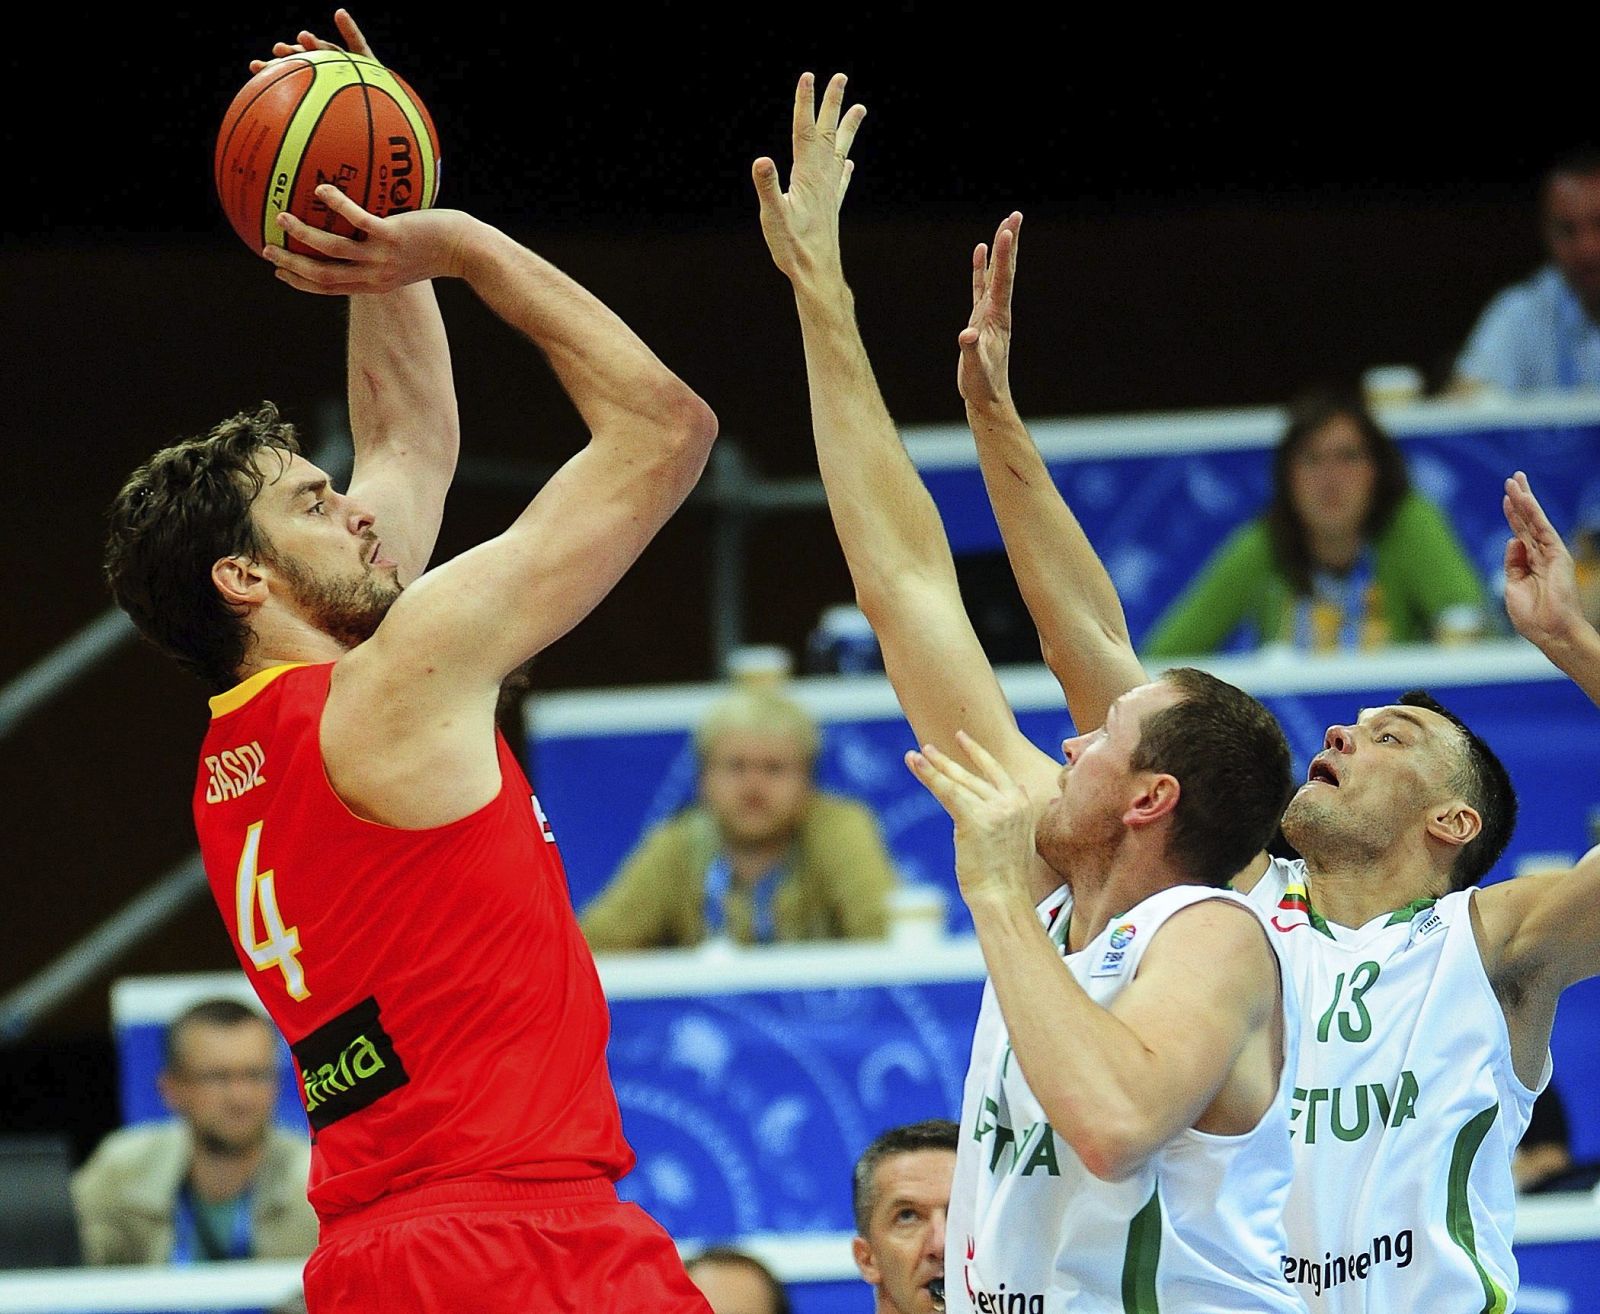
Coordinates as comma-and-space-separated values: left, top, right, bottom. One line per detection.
192, 662, 632, 1220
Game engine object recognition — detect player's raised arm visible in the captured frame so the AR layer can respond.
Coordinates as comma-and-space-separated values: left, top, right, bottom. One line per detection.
255, 10, 459, 585
272, 200, 715, 823
958, 217, 1146, 734
1478, 473, 1600, 1041
908, 732, 1282, 1180
752, 74, 1055, 802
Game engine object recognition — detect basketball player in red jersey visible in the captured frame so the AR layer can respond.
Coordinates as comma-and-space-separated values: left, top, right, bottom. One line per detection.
102, 13, 717, 1311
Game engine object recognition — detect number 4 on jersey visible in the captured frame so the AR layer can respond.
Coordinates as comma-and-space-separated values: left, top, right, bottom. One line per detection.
234, 821, 309, 1001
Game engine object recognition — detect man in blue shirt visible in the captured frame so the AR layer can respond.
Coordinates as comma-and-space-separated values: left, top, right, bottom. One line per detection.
1455, 148, 1600, 391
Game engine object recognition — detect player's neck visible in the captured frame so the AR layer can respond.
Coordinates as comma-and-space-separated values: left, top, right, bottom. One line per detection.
1301, 846, 1447, 928
188, 1142, 263, 1205
1063, 846, 1174, 952
235, 613, 350, 681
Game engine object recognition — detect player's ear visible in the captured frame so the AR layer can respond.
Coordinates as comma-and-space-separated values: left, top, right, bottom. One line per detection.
1426, 801, 1481, 850
213, 555, 268, 608
852, 1234, 881, 1285
1125, 773, 1180, 829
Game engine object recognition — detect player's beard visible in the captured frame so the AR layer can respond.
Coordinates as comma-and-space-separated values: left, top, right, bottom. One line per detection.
277, 553, 401, 650
1280, 787, 1386, 870
1033, 795, 1121, 893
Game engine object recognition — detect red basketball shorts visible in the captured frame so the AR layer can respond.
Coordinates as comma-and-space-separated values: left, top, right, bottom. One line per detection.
303, 1177, 712, 1313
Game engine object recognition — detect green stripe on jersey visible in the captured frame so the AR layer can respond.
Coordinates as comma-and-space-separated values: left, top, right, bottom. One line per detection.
1121, 1186, 1162, 1312
1447, 1104, 1509, 1314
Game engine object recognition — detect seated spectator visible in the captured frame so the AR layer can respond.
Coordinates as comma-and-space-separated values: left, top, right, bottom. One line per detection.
1454, 147, 1600, 392
686, 1246, 791, 1314
581, 687, 897, 950
71, 998, 316, 1267
852, 1119, 957, 1314
1515, 1083, 1574, 1193
1143, 390, 1486, 656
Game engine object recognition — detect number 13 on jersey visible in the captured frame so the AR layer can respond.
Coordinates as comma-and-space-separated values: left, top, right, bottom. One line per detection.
235, 821, 309, 1000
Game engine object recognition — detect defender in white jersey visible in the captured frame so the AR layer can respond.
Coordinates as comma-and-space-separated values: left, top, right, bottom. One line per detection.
956, 216, 1600, 1314
752, 76, 1305, 1312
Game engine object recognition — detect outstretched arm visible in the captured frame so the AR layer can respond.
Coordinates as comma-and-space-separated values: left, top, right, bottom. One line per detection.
907, 733, 1280, 1179
273, 197, 715, 826
255, 10, 458, 585
957, 218, 1147, 733
1478, 473, 1600, 1078
752, 74, 1056, 806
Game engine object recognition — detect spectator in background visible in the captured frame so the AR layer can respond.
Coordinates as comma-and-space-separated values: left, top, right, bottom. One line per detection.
1515, 1084, 1575, 1193
1144, 390, 1485, 656
581, 687, 897, 949
686, 1247, 791, 1314
852, 1120, 956, 1314
71, 998, 315, 1266
1454, 147, 1600, 392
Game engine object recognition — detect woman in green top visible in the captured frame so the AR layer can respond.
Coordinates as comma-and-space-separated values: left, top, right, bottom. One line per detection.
1144, 391, 1487, 656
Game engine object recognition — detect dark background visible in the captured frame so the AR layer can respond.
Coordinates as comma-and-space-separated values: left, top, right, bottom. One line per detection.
2, 8, 1591, 1149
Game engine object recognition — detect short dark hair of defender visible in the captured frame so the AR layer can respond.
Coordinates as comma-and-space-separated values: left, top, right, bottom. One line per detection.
685, 1246, 791, 1314
1133, 668, 1294, 887
1265, 389, 1411, 596
104, 404, 301, 691
852, 1119, 959, 1237
162, 997, 275, 1072
1398, 690, 1518, 891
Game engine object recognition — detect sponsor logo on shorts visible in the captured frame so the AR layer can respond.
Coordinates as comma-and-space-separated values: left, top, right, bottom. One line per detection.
291, 996, 410, 1132
1282, 1228, 1413, 1297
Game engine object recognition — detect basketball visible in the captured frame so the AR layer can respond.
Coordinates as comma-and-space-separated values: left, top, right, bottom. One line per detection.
214, 50, 440, 256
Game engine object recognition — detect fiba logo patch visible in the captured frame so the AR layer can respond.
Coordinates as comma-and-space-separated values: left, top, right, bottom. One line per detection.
1109, 923, 1136, 950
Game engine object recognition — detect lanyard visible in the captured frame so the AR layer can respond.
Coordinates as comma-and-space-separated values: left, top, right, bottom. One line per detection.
704, 853, 788, 943
171, 1182, 254, 1264
1294, 548, 1377, 652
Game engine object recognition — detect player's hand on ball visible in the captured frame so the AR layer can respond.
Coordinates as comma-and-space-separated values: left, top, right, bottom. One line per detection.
263, 186, 469, 295
907, 731, 1036, 907
249, 8, 374, 73
752, 72, 866, 283
957, 213, 1023, 411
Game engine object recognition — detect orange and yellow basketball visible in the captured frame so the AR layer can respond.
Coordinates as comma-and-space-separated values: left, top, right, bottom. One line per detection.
214, 50, 440, 256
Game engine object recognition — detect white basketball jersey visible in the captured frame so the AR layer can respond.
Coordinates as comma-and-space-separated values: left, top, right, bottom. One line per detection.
1247, 857, 1548, 1314
945, 883, 1304, 1314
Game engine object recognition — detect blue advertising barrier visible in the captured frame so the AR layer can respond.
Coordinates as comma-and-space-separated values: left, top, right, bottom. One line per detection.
901, 393, 1600, 646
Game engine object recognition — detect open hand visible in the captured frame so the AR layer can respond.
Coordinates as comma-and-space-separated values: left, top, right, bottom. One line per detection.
957, 213, 1022, 410
752, 72, 866, 284
906, 731, 1036, 907
263, 185, 469, 295
249, 8, 374, 73
1504, 471, 1587, 651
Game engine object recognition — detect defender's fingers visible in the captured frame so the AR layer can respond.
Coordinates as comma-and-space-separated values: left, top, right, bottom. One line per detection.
792, 72, 815, 142
835, 101, 867, 158
838, 158, 856, 204
272, 265, 363, 296
971, 243, 988, 306
954, 729, 1013, 790
817, 71, 848, 136
752, 157, 786, 207
905, 751, 967, 818
920, 741, 994, 799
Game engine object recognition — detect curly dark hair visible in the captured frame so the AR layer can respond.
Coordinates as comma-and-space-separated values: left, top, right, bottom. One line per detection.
1265, 390, 1411, 595
104, 404, 300, 690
